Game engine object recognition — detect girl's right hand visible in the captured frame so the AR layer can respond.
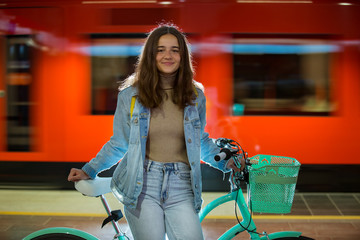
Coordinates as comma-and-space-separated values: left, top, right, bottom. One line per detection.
67, 168, 90, 182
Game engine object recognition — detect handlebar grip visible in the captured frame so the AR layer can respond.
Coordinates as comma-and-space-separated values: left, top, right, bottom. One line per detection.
214, 151, 227, 161
214, 148, 233, 161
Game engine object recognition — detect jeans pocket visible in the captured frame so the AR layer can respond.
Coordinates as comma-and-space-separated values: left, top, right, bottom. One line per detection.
175, 171, 191, 181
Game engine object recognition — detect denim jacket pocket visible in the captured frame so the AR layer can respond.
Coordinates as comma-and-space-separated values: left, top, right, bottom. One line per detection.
191, 118, 201, 147
129, 115, 139, 144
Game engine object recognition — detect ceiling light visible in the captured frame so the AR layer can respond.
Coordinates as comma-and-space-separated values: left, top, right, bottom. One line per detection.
338, 2, 352, 5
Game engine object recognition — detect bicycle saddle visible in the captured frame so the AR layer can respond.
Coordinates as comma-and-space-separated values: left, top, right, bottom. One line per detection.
74, 177, 112, 197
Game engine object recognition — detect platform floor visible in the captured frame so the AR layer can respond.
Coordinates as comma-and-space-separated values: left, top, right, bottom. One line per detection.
1, 189, 360, 240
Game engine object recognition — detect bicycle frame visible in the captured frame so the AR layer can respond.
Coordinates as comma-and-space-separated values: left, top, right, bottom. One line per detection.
199, 184, 302, 240
199, 138, 302, 239
23, 182, 302, 240
22, 194, 128, 240
24, 138, 303, 240
23, 177, 129, 240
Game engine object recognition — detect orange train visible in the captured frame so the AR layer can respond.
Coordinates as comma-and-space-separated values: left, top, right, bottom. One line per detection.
0, 0, 359, 191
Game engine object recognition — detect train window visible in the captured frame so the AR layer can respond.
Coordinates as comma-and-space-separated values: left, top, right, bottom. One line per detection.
3, 36, 34, 151
232, 36, 339, 116
90, 34, 145, 115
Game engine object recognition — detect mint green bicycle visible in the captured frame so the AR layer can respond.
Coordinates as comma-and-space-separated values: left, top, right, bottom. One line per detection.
23, 176, 130, 240
199, 138, 313, 240
23, 138, 313, 240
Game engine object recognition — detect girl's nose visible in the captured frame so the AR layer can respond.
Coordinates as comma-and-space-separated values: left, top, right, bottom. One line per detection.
164, 50, 172, 59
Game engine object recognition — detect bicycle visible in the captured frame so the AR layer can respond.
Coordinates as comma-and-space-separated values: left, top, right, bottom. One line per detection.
23, 176, 130, 240
23, 138, 313, 240
199, 138, 312, 240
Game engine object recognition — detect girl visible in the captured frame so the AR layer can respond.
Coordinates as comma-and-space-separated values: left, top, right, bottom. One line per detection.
68, 24, 243, 240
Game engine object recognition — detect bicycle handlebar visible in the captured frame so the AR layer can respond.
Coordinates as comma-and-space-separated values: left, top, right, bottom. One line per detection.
214, 138, 245, 162
214, 148, 234, 161
213, 138, 251, 186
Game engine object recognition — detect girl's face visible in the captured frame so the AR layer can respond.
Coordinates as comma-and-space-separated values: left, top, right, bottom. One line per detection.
156, 34, 181, 75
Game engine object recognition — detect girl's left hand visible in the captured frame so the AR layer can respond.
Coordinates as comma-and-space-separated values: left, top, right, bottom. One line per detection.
226, 158, 245, 172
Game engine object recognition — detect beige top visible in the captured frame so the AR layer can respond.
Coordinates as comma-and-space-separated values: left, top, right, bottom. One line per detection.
145, 73, 188, 164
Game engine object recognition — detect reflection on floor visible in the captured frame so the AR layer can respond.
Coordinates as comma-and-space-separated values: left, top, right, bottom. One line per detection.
1, 190, 359, 240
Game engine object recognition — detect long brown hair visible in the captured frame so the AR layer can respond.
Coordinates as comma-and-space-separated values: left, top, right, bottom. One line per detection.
121, 24, 198, 109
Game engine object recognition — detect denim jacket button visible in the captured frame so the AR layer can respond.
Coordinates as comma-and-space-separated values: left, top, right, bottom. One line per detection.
187, 138, 192, 143
195, 184, 198, 188
134, 118, 138, 123
185, 117, 189, 121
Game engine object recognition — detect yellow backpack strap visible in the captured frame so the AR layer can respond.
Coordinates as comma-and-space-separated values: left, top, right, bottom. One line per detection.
130, 96, 136, 118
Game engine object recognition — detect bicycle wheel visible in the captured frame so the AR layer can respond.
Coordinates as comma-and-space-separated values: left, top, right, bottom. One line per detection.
272, 236, 314, 240
28, 233, 87, 240
23, 227, 99, 240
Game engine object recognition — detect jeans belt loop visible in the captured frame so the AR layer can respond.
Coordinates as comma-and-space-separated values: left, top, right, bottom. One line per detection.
146, 159, 152, 172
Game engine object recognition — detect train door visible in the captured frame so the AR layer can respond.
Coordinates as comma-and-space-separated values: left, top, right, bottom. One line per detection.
0, 7, 63, 160
0, 36, 34, 151
0, 35, 5, 151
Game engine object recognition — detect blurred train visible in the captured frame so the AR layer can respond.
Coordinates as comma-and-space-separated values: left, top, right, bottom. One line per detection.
0, 0, 359, 191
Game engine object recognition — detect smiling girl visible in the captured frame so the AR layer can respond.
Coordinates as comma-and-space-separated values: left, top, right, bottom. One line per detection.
68, 24, 243, 240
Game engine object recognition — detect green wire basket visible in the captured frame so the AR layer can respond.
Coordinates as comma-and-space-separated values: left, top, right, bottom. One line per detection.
248, 155, 301, 214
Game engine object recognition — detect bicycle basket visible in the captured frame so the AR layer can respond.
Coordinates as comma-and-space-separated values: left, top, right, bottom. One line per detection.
248, 155, 301, 214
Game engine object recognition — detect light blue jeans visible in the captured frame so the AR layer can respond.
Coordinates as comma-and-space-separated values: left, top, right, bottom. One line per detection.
124, 159, 204, 240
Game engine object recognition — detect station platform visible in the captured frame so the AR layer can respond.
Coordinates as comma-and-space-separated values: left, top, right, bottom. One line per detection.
0, 189, 359, 240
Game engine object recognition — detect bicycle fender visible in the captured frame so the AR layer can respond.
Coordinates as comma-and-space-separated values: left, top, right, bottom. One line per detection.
260, 231, 302, 239
22, 227, 99, 240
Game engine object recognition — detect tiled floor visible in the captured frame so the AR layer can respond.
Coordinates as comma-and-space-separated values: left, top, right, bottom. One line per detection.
1, 190, 359, 240
288, 193, 360, 216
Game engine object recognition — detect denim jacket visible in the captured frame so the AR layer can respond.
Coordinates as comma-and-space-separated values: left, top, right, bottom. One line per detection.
82, 86, 229, 213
